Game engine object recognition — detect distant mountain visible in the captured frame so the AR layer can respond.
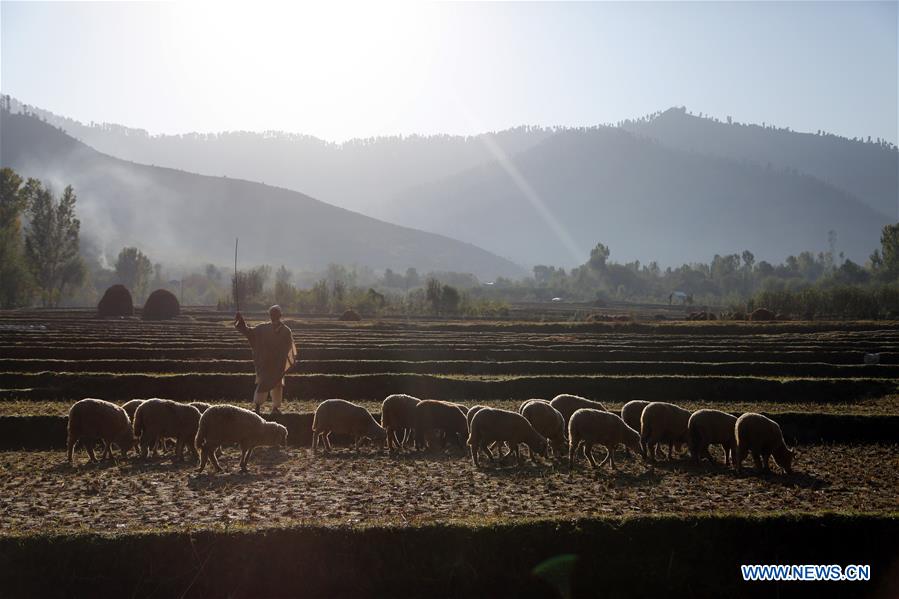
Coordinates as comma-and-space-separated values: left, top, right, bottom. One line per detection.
621, 107, 898, 220
379, 126, 890, 267
0, 110, 525, 279
8, 97, 554, 215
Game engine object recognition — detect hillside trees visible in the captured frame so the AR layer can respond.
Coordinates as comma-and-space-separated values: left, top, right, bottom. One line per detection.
22, 180, 85, 307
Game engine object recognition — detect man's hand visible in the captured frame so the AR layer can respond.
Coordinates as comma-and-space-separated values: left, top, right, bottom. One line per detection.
234, 312, 245, 329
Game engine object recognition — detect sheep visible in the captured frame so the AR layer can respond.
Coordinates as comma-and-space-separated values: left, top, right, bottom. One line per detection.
66, 398, 134, 465
133, 398, 202, 462
518, 398, 549, 414
189, 401, 213, 414
520, 400, 566, 457
687, 409, 737, 466
640, 401, 691, 461
568, 408, 645, 470
195, 404, 288, 473
550, 394, 607, 428
467, 408, 548, 467
619, 399, 650, 457
312, 399, 386, 454
380, 394, 421, 451
734, 413, 794, 475
413, 400, 469, 453
121, 399, 144, 421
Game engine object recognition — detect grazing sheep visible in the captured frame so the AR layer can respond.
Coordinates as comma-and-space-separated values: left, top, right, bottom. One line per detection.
735, 413, 794, 475
640, 402, 691, 461
312, 399, 386, 454
195, 404, 288, 473
520, 400, 566, 457
121, 399, 144, 421
189, 401, 213, 414
381, 394, 421, 451
66, 398, 134, 465
518, 398, 549, 414
413, 400, 469, 452
133, 398, 201, 461
466, 405, 489, 430
550, 394, 608, 428
467, 408, 548, 467
687, 409, 737, 466
568, 408, 644, 470
620, 399, 650, 434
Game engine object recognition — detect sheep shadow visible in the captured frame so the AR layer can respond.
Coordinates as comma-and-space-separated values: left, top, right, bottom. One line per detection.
122, 458, 200, 474
473, 459, 557, 479
735, 469, 828, 489
50, 458, 124, 473
186, 470, 272, 490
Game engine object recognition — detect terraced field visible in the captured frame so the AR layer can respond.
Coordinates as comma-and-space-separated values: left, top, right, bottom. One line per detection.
1, 308, 897, 598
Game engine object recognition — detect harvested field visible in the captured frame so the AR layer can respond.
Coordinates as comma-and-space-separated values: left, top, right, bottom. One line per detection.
1, 444, 897, 534
2, 308, 897, 597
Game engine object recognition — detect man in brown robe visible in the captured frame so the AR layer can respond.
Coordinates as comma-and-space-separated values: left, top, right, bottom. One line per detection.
234, 305, 296, 414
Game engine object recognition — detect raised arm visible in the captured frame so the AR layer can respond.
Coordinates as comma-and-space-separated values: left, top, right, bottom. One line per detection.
234, 312, 254, 340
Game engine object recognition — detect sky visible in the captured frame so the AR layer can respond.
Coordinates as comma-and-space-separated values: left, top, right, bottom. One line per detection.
1, 1, 897, 143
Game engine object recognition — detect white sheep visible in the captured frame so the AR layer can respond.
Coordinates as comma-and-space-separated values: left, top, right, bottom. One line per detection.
413, 400, 469, 452
133, 398, 202, 461
520, 400, 566, 457
734, 413, 794, 475
568, 408, 644, 470
380, 394, 421, 451
550, 394, 607, 428
195, 404, 288, 473
619, 399, 650, 432
640, 401, 691, 461
66, 398, 134, 465
467, 408, 548, 467
518, 398, 549, 414
312, 399, 386, 454
687, 409, 737, 466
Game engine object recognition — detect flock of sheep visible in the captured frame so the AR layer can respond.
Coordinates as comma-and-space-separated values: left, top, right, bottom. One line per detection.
65, 394, 794, 476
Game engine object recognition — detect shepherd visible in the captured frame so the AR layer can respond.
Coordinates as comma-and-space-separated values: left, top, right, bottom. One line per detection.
234, 305, 296, 415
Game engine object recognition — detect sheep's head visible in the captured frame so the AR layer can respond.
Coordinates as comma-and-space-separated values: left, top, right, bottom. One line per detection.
775, 446, 794, 475
266, 422, 288, 447
117, 429, 137, 455
368, 421, 387, 442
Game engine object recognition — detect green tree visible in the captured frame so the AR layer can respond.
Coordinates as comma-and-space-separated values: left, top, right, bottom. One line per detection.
440, 284, 461, 314
878, 223, 899, 279
588, 242, 610, 271
426, 277, 443, 314
0, 168, 33, 307
115, 247, 153, 302
23, 182, 84, 307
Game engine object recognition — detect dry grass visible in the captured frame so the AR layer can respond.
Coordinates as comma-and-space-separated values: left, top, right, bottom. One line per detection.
0, 443, 896, 535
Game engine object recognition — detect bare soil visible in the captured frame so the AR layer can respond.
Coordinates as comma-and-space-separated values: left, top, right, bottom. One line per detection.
1, 443, 896, 535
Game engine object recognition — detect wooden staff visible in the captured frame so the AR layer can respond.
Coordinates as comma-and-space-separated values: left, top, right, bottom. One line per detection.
234, 237, 240, 313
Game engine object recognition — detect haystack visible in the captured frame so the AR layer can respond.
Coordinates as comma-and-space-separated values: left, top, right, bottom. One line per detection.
97, 284, 134, 317
142, 289, 180, 320
339, 309, 361, 321
750, 308, 775, 321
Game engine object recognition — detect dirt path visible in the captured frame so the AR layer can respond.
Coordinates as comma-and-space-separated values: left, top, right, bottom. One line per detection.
1, 444, 895, 535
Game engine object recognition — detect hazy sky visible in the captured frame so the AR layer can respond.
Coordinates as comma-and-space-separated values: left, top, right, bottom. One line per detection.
2, 1, 896, 143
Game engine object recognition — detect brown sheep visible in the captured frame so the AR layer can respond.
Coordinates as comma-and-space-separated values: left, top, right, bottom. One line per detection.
195, 404, 288, 473
413, 400, 469, 452
121, 399, 144, 421
687, 409, 737, 466
312, 399, 386, 454
568, 408, 644, 470
550, 394, 607, 429
381, 394, 421, 451
520, 400, 566, 457
640, 401, 691, 461
67, 398, 135, 465
735, 413, 794, 475
467, 408, 548, 467
133, 398, 202, 461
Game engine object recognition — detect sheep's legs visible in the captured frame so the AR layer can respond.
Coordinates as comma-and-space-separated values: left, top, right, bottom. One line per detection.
208, 448, 223, 472
66, 434, 77, 465
597, 446, 611, 469
323, 433, 333, 453
751, 451, 763, 472
86, 442, 99, 463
